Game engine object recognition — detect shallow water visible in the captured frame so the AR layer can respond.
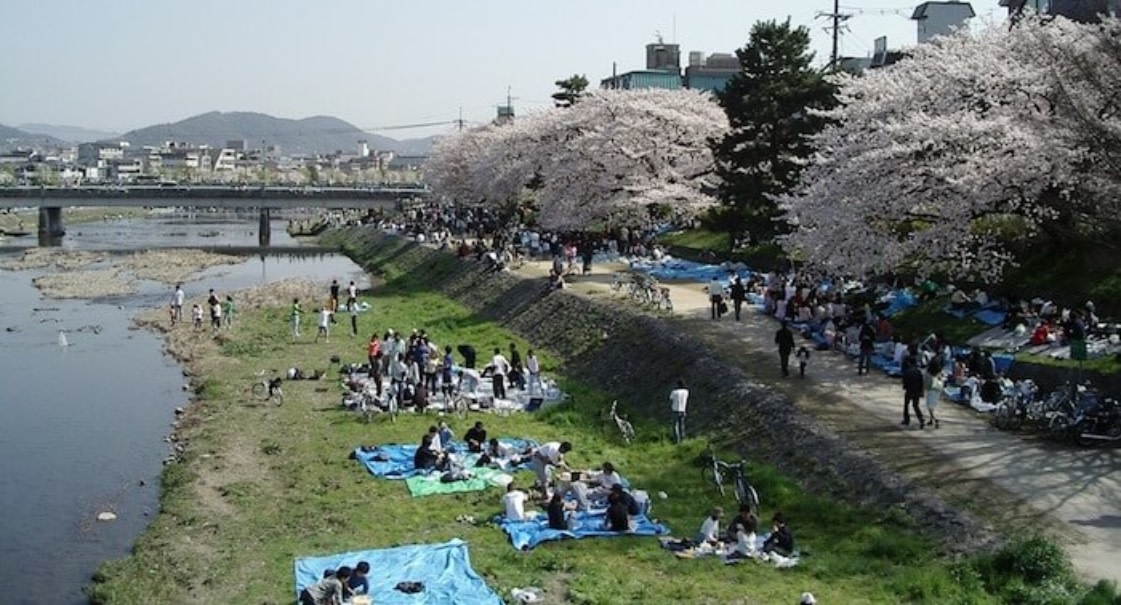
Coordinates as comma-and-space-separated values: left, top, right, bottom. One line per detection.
0, 216, 366, 604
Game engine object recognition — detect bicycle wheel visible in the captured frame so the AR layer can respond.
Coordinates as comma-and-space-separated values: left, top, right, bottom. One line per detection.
992, 402, 1013, 430
454, 394, 467, 419
735, 477, 760, 514
251, 382, 268, 400
620, 420, 635, 444
701, 464, 725, 496
272, 388, 284, 406
388, 394, 398, 423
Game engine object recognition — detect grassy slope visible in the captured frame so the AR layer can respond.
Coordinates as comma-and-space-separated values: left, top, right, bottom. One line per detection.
86, 265, 1012, 605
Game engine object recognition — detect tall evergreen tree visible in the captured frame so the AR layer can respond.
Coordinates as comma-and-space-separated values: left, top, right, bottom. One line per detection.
552, 74, 590, 108
711, 20, 837, 246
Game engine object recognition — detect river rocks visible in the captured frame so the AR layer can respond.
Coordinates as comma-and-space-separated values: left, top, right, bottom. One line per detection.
33, 269, 134, 299
122, 249, 241, 284
332, 227, 1002, 555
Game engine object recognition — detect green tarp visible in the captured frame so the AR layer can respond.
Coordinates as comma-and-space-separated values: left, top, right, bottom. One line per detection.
405, 467, 513, 497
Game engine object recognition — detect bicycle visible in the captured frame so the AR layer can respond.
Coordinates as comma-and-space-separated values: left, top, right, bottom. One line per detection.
701, 446, 760, 514
250, 372, 284, 406
607, 400, 635, 444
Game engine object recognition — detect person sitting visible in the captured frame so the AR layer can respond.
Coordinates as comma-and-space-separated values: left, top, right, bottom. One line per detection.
1030, 322, 1052, 346
426, 425, 445, 453
299, 566, 351, 605
609, 483, 642, 516
592, 462, 623, 495
546, 492, 572, 531
346, 561, 370, 598
950, 288, 972, 311
762, 512, 795, 557
604, 491, 632, 532
437, 421, 454, 450
696, 507, 724, 548
464, 421, 487, 453
501, 482, 537, 522
725, 504, 759, 559
413, 434, 441, 471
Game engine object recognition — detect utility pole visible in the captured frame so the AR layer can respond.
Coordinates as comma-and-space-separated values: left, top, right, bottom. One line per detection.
817, 0, 851, 72
457, 107, 464, 132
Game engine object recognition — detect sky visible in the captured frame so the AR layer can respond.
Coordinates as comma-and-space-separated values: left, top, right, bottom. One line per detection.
0, 0, 1005, 138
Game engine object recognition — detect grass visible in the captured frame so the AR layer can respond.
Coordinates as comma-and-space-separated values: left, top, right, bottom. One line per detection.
87, 243, 1117, 605
0, 207, 150, 233
658, 227, 730, 251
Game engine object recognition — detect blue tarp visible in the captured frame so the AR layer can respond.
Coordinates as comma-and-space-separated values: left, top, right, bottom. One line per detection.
629, 258, 756, 284
880, 289, 918, 318
294, 539, 502, 605
974, 309, 1007, 326
497, 511, 670, 551
943, 306, 970, 320
353, 439, 537, 480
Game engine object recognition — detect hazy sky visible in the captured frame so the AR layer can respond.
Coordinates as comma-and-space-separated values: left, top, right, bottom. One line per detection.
0, 0, 1004, 137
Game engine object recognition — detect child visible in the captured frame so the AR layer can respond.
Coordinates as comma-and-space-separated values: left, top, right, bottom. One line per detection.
796, 345, 811, 378
168, 304, 176, 325
315, 307, 331, 343
191, 304, 203, 330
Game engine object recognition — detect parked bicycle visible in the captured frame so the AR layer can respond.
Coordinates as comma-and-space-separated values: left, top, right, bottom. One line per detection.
701, 445, 760, 514
250, 372, 284, 406
607, 400, 635, 444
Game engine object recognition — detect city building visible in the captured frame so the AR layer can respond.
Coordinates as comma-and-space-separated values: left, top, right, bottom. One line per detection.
999, 0, 1120, 20
601, 39, 684, 90
912, 1, 976, 43
77, 142, 124, 164
683, 52, 739, 92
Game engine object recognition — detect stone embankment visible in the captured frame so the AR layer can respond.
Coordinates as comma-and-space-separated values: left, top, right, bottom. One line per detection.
326, 227, 1000, 555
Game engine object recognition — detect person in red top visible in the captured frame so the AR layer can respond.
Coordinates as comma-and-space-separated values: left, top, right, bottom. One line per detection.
367, 334, 383, 396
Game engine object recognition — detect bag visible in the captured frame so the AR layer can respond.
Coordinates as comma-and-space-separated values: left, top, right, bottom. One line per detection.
718, 300, 729, 315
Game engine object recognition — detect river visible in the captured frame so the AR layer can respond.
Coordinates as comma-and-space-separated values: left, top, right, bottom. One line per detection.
0, 212, 367, 604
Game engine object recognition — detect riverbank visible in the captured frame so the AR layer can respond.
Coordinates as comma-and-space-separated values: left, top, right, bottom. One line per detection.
87, 228, 1113, 604
0, 207, 150, 234
0, 248, 243, 298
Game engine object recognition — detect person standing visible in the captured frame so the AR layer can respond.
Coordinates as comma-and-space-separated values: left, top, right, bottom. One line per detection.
223, 295, 235, 330
367, 334, 383, 396
491, 347, 510, 400
328, 279, 340, 313
315, 307, 331, 343
172, 283, 185, 325
346, 280, 358, 311
290, 298, 302, 341
775, 322, 796, 378
901, 358, 926, 428
207, 289, 220, 328
349, 303, 359, 338
729, 276, 747, 321
669, 378, 689, 444
530, 441, 572, 494
796, 345, 811, 378
708, 276, 724, 320
508, 343, 525, 391
857, 321, 876, 375
525, 349, 542, 396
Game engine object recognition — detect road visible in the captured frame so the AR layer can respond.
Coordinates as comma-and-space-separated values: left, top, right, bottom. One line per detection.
517, 258, 1121, 584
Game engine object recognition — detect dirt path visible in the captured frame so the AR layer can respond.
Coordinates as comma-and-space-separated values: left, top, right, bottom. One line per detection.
514, 258, 1121, 584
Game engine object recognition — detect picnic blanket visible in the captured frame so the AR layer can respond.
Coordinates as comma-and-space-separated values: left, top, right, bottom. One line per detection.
353, 439, 538, 481
294, 539, 502, 604
498, 511, 669, 550
974, 309, 1007, 326
879, 289, 917, 318
966, 326, 1032, 350
405, 467, 511, 497
660, 535, 800, 567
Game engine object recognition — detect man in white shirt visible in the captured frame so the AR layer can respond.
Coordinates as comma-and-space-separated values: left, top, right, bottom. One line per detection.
490, 348, 511, 400
172, 284, 185, 324
708, 277, 724, 320
502, 483, 537, 521
315, 307, 331, 343
696, 507, 724, 546
531, 441, 571, 493
525, 349, 542, 396
669, 379, 689, 444
346, 281, 358, 310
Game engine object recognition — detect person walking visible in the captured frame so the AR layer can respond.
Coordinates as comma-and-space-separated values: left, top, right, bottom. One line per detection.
525, 349, 542, 396
669, 379, 689, 444
924, 362, 943, 428
346, 280, 358, 311
901, 357, 926, 428
290, 298, 302, 341
729, 276, 747, 321
315, 307, 331, 343
775, 321, 796, 378
329, 279, 340, 313
367, 334, 383, 397
796, 345, 811, 378
708, 276, 724, 320
349, 303, 359, 337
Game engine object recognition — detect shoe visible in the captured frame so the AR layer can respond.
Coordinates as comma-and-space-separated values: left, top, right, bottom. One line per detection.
934, 419, 940, 429
919, 422, 925, 430
901, 420, 910, 426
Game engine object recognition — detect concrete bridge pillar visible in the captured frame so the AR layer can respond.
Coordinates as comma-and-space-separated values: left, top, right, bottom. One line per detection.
38, 206, 65, 241
258, 208, 271, 247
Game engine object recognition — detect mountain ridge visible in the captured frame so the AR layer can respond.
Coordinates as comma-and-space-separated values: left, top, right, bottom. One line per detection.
18, 123, 120, 143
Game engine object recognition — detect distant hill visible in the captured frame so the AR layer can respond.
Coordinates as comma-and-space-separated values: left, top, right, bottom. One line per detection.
18, 123, 120, 143
113, 111, 430, 156
0, 124, 62, 151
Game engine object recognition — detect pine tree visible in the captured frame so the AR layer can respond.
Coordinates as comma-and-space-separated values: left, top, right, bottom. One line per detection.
711, 20, 837, 246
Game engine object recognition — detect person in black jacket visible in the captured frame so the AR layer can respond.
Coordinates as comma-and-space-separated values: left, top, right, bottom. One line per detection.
858, 321, 876, 375
729, 276, 747, 321
901, 357, 926, 428
775, 322, 796, 377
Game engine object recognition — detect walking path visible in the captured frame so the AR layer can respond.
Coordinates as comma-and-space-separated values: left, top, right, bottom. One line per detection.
516, 258, 1121, 584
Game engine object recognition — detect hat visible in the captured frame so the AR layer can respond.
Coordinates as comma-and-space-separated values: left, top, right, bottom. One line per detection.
799, 593, 816, 605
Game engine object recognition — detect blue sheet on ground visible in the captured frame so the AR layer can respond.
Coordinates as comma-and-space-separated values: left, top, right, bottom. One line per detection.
974, 309, 1007, 326
880, 290, 918, 317
943, 306, 969, 320
294, 539, 502, 605
993, 353, 1014, 374
498, 511, 669, 550
629, 258, 756, 284
353, 439, 538, 479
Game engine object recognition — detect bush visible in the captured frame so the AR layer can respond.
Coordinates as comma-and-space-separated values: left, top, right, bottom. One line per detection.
993, 537, 1075, 587
1078, 581, 1121, 605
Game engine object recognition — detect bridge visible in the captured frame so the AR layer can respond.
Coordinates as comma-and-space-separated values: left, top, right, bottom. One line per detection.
0, 185, 429, 245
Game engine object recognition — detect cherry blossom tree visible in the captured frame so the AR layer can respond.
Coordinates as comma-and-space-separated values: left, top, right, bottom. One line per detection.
778, 17, 1121, 279
426, 88, 729, 230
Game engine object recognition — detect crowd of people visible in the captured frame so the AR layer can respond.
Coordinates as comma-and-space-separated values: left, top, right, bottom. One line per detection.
169, 283, 234, 331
